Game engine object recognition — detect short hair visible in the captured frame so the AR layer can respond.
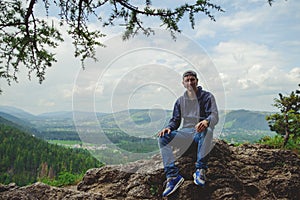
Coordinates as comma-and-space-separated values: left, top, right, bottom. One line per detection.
182, 70, 197, 79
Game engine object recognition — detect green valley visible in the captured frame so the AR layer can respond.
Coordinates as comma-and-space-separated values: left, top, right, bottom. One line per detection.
0, 106, 277, 178
0, 118, 103, 186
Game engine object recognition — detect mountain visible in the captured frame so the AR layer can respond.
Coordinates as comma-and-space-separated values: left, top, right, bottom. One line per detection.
0, 106, 275, 143
223, 109, 271, 130
0, 112, 30, 127
98, 109, 275, 143
0, 106, 36, 120
0, 113, 39, 136
97, 109, 171, 137
38, 111, 74, 119
38, 111, 108, 120
0, 107, 107, 140
0, 115, 20, 127
220, 109, 275, 143
1, 140, 299, 199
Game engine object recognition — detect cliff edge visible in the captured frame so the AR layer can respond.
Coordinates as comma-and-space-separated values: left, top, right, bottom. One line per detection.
1, 140, 299, 200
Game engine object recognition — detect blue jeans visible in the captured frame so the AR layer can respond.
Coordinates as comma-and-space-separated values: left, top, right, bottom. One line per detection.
158, 128, 213, 179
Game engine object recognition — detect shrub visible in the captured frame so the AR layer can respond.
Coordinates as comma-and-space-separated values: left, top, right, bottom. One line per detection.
39, 171, 83, 187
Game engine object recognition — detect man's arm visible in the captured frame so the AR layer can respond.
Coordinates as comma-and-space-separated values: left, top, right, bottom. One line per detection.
195, 119, 209, 133
205, 93, 219, 128
157, 127, 171, 137
157, 99, 181, 137
195, 93, 218, 132
166, 99, 182, 131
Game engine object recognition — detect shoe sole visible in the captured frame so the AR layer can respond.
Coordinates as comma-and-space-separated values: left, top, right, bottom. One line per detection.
193, 173, 205, 186
164, 177, 184, 197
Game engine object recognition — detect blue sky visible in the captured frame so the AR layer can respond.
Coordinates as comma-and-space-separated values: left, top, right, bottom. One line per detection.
1, 0, 299, 114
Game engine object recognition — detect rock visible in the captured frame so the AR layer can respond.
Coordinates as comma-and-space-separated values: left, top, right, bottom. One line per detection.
0, 182, 103, 200
1, 140, 299, 200
76, 140, 300, 200
0, 183, 18, 192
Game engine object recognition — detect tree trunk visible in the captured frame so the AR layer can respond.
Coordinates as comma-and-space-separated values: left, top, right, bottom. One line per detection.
283, 113, 290, 147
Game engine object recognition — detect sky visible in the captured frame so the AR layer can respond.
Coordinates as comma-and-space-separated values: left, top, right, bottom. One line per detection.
1, 0, 299, 115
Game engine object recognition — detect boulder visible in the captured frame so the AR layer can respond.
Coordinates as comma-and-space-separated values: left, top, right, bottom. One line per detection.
1, 140, 299, 200
0, 182, 103, 200
77, 140, 300, 199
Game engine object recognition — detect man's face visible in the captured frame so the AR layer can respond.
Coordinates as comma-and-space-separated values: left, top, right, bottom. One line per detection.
182, 75, 198, 92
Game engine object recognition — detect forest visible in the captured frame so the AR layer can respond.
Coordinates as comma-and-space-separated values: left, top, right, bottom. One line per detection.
0, 123, 103, 186
1, 91, 299, 186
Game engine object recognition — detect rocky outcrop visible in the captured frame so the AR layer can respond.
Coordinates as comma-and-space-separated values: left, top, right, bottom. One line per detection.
1, 140, 300, 200
76, 140, 300, 200
0, 182, 103, 200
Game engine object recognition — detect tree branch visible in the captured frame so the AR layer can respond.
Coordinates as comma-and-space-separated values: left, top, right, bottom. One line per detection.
25, 0, 36, 37
115, 0, 223, 18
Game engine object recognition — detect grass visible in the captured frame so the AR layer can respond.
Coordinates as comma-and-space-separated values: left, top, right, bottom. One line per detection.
47, 140, 82, 145
39, 171, 84, 187
258, 135, 300, 155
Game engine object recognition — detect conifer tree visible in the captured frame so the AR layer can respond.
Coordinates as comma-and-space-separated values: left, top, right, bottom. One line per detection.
266, 84, 300, 147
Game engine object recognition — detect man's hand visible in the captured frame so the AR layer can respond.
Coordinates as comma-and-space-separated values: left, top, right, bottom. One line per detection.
157, 128, 171, 137
195, 120, 209, 133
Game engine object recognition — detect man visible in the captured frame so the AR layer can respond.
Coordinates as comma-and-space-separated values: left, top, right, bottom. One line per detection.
157, 70, 219, 197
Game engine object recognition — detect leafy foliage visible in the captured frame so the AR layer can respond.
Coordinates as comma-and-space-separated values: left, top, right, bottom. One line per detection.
0, 0, 63, 85
0, 0, 277, 90
266, 84, 300, 147
39, 171, 83, 187
259, 135, 300, 154
0, 0, 225, 87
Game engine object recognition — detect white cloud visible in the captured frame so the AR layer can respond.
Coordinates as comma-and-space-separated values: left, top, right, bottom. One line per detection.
72, 81, 104, 96
1, 0, 299, 113
220, 12, 260, 31
38, 99, 55, 107
288, 68, 300, 80
213, 40, 282, 72
211, 38, 299, 112
237, 79, 257, 90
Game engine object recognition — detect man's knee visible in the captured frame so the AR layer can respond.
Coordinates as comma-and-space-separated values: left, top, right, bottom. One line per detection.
205, 128, 213, 140
158, 134, 172, 147
207, 127, 213, 133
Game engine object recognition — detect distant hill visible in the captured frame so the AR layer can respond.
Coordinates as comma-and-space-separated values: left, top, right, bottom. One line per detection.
97, 109, 275, 143
220, 109, 275, 143
0, 106, 36, 120
223, 109, 271, 130
38, 111, 108, 120
38, 111, 74, 119
0, 112, 30, 126
0, 116, 19, 127
0, 106, 276, 143
0, 112, 39, 136
0, 106, 278, 171
98, 109, 171, 137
